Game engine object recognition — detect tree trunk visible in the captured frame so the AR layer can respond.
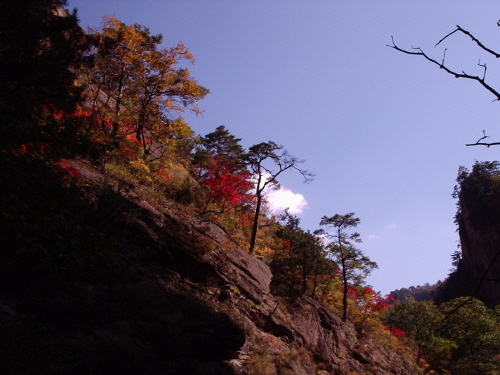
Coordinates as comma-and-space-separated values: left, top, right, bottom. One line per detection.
341, 247, 348, 322
112, 66, 125, 137
302, 255, 308, 294
249, 193, 262, 253
311, 258, 320, 298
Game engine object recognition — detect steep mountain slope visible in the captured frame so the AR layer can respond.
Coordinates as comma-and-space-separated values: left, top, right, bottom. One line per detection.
0, 158, 421, 374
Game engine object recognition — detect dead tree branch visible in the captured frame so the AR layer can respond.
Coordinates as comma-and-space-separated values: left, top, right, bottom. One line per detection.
388, 36, 500, 101
389, 25, 500, 147
478, 60, 487, 81
436, 25, 500, 58
465, 130, 500, 147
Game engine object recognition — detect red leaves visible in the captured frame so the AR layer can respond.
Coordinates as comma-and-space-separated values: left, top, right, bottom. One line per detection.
385, 326, 407, 338
18, 141, 51, 155
55, 160, 81, 177
201, 157, 253, 208
42, 105, 91, 124
348, 286, 395, 313
281, 240, 292, 252
154, 168, 170, 183
125, 133, 142, 146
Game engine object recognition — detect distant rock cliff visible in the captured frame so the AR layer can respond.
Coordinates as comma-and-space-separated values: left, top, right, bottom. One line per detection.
456, 192, 500, 307
443, 161, 500, 308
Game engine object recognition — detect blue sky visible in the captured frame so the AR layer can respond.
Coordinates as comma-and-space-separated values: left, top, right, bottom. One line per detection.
68, 0, 500, 295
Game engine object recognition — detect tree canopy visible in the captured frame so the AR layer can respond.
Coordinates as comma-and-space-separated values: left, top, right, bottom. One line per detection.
247, 141, 313, 253
319, 213, 378, 321
82, 16, 208, 155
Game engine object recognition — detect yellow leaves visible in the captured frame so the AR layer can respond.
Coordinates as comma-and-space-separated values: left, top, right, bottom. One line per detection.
100, 16, 148, 53
254, 245, 275, 261
168, 117, 194, 139
128, 159, 150, 174
81, 15, 207, 162
169, 43, 195, 63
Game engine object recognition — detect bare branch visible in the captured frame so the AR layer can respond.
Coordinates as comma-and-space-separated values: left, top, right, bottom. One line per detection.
478, 60, 487, 81
390, 27, 500, 147
388, 37, 500, 101
435, 28, 460, 47
455, 25, 500, 58
477, 129, 489, 143
435, 25, 500, 58
465, 141, 500, 148
441, 48, 447, 66
465, 130, 500, 147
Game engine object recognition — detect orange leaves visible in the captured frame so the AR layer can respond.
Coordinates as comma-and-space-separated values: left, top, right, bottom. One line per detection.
168, 43, 195, 63
125, 133, 142, 146
82, 16, 207, 157
154, 168, 170, 183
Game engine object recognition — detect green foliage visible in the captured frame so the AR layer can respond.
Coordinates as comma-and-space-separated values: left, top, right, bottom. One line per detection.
193, 125, 246, 169
193, 126, 252, 214
389, 283, 437, 302
247, 141, 313, 253
319, 213, 378, 321
383, 300, 446, 365
454, 161, 500, 226
440, 297, 500, 374
272, 211, 334, 298
383, 298, 500, 374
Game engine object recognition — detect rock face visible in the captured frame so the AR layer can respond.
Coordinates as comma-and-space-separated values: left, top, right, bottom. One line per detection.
0, 160, 422, 374
456, 195, 500, 307
112, 161, 421, 374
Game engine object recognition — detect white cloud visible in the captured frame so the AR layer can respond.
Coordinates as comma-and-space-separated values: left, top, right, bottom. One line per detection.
266, 187, 308, 214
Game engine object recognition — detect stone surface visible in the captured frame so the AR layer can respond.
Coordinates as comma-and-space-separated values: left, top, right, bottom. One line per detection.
457, 195, 500, 307
1, 159, 423, 374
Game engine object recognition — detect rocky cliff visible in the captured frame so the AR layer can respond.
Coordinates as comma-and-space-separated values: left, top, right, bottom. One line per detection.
0, 159, 421, 374
456, 192, 500, 307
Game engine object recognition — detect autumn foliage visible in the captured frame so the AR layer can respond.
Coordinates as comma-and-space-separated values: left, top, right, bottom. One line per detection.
201, 157, 253, 211
4, 6, 498, 374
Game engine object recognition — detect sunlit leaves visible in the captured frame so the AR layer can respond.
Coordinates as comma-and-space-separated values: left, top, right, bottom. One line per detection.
81, 16, 207, 155
193, 126, 253, 215
201, 157, 253, 212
